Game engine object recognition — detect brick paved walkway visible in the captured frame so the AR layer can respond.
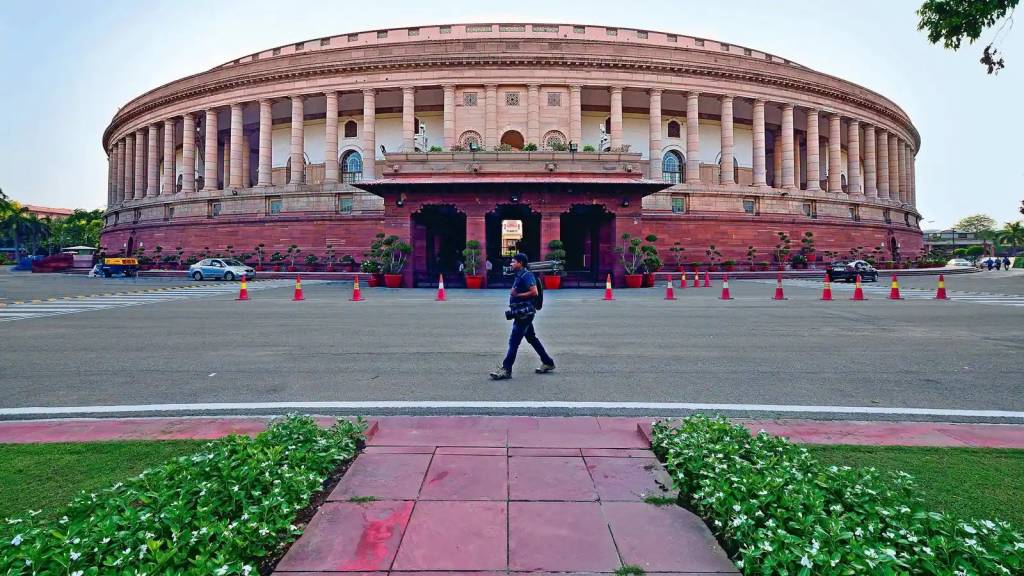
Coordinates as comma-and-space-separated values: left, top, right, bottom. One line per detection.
273, 417, 737, 574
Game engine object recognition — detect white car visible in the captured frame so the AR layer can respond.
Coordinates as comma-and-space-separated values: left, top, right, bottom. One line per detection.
188, 258, 255, 281
945, 258, 974, 268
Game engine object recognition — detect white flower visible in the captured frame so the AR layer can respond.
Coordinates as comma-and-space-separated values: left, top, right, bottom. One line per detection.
216, 566, 229, 576
72, 571, 83, 576
243, 565, 253, 575
70, 551, 81, 560
732, 504, 741, 512
800, 555, 812, 568
10, 534, 23, 546
962, 524, 977, 534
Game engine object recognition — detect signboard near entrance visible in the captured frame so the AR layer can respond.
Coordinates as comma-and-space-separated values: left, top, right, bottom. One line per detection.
501, 219, 523, 256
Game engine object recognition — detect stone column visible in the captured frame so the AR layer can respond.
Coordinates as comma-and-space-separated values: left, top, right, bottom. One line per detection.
484, 84, 498, 148
909, 149, 916, 206
648, 89, 663, 180
781, 104, 795, 189
362, 89, 376, 179
181, 113, 196, 194
288, 97, 303, 185
527, 84, 540, 146
230, 103, 245, 188
752, 99, 767, 186
107, 149, 114, 207
876, 130, 890, 199
773, 133, 783, 188
442, 85, 455, 149
123, 134, 135, 201
402, 87, 415, 151
114, 139, 125, 203
133, 129, 145, 199
241, 136, 251, 188
147, 125, 159, 196
794, 133, 802, 188
203, 109, 219, 190
898, 141, 909, 203
720, 95, 734, 185
685, 91, 700, 183
827, 113, 842, 193
324, 91, 339, 183
569, 85, 582, 145
257, 99, 272, 186
609, 86, 623, 151
805, 109, 820, 191
848, 119, 861, 195
888, 132, 900, 201
863, 124, 877, 197
162, 119, 175, 195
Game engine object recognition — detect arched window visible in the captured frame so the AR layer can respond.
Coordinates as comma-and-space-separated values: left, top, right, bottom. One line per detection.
344, 121, 357, 138
458, 130, 482, 150
604, 117, 611, 135
667, 120, 681, 138
841, 173, 848, 193
662, 150, 684, 184
341, 151, 362, 183
716, 154, 739, 184
542, 130, 567, 151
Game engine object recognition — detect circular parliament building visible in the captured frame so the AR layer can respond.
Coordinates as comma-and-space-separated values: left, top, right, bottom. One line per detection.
101, 23, 923, 286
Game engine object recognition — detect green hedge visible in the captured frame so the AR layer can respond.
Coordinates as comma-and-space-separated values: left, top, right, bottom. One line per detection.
1, 415, 364, 575
651, 416, 1024, 575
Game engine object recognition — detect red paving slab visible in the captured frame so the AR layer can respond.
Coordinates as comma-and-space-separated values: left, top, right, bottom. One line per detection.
508, 501, 621, 572
603, 502, 739, 573
274, 501, 413, 572
586, 457, 671, 502
509, 456, 597, 501
419, 454, 508, 501
508, 447, 582, 457
391, 501, 507, 570
328, 453, 432, 501
582, 448, 657, 458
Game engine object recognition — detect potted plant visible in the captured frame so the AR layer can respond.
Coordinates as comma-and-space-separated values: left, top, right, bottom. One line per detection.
161, 255, 177, 269
543, 239, 566, 289
324, 245, 336, 272
286, 244, 301, 272
722, 259, 736, 272
254, 243, 265, 271
340, 254, 355, 272
746, 246, 757, 271
304, 253, 319, 271
705, 245, 722, 271
270, 251, 284, 272
582, 144, 596, 152
152, 246, 163, 268
615, 232, 648, 288
637, 235, 659, 286
360, 259, 381, 286
773, 232, 792, 270
461, 240, 485, 289
790, 253, 807, 269
669, 242, 686, 272
523, 143, 538, 152
370, 233, 411, 288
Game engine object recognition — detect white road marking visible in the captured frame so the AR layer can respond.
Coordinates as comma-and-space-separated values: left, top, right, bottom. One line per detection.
1, 401, 1023, 419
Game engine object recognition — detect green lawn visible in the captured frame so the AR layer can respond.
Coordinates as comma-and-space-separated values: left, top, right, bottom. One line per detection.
0, 440, 204, 521
806, 444, 1024, 526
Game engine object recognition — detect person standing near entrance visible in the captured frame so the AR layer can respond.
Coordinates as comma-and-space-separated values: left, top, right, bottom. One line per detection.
490, 253, 555, 380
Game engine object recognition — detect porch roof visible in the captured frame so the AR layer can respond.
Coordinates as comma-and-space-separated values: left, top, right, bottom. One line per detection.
353, 173, 672, 195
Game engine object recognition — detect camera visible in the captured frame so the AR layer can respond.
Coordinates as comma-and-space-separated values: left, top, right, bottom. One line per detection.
504, 309, 517, 321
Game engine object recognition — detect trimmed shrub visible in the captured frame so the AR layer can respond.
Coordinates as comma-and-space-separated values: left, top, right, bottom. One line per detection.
652, 416, 1024, 575
0, 415, 364, 575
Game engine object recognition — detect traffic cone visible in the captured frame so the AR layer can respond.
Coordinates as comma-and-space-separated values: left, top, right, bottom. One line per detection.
664, 277, 676, 300
603, 274, 614, 301
703, 271, 711, 288
436, 274, 447, 301
719, 273, 733, 300
292, 274, 305, 301
821, 272, 833, 301
692, 271, 700, 288
236, 273, 249, 301
351, 275, 364, 301
888, 274, 903, 300
935, 274, 949, 300
851, 274, 866, 301
678, 270, 687, 289
773, 272, 787, 300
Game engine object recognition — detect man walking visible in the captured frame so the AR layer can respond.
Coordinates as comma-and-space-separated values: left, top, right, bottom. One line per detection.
490, 253, 555, 380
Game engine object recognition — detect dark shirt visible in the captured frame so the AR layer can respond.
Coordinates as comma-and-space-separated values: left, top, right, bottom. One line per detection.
510, 269, 537, 306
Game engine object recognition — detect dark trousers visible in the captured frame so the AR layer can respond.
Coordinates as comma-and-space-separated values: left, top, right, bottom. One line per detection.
502, 316, 554, 372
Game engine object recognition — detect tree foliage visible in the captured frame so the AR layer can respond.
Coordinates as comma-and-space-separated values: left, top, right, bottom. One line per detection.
1, 189, 103, 257
954, 213, 997, 232
917, 0, 1018, 73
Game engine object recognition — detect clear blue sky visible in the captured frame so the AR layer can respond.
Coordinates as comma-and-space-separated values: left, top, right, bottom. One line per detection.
1, 0, 1021, 228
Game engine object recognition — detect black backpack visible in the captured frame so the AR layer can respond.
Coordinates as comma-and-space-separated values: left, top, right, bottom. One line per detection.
534, 273, 544, 311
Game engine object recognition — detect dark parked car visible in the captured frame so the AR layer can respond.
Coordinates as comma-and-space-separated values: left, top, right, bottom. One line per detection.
828, 260, 878, 282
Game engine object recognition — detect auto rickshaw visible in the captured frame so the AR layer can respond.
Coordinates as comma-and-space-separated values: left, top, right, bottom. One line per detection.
97, 257, 139, 278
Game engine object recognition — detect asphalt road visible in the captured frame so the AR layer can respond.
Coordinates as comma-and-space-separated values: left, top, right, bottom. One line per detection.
2, 269, 1022, 422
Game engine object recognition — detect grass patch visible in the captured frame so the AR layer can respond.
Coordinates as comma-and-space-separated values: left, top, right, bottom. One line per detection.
642, 494, 677, 506
348, 495, 378, 503
615, 564, 645, 576
806, 444, 1024, 526
0, 440, 204, 520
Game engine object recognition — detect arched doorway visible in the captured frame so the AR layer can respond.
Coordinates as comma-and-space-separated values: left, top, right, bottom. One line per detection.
411, 205, 466, 287
889, 236, 899, 262
486, 204, 540, 285
662, 150, 684, 184
500, 130, 525, 150
125, 234, 135, 257
560, 205, 615, 282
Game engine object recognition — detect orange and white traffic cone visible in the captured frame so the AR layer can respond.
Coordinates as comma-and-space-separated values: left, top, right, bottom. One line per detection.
292, 274, 305, 301
935, 274, 949, 300
236, 273, 249, 301
436, 274, 447, 301
851, 274, 866, 301
888, 274, 903, 300
603, 274, 614, 301
692, 271, 700, 288
703, 271, 711, 288
773, 272, 786, 300
720, 273, 734, 300
821, 272, 833, 301
664, 277, 676, 300
678, 270, 687, 290
351, 275, 364, 301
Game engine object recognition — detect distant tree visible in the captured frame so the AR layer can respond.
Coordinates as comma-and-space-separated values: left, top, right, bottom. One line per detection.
917, 0, 1017, 74
954, 214, 997, 232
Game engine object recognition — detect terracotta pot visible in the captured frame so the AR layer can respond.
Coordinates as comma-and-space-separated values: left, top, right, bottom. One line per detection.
287, 266, 297, 272
255, 265, 264, 272
541, 275, 561, 290
326, 265, 334, 272
625, 274, 644, 288
272, 265, 282, 272
465, 274, 485, 289
383, 273, 403, 288
367, 274, 381, 287
643, 273, 655, 287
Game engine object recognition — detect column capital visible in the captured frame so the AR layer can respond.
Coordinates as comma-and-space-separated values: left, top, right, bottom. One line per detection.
648, 87, 663, 96
230, 102, 243, 111
848, 118, 861, 127
324, 89, 338, 97
484, 84, 498, 91
288, 95, 304, 102
402, 86, 416, 95
362, 88, 376, 97
527, 84, 540, 91
752, 98, 766, 107
781, 102, 794, 111
719, 93, 734, 102
568, 84, 582, 93
442, 84, 456, 92
686, 90, 700, 98
608, 85, 623, 95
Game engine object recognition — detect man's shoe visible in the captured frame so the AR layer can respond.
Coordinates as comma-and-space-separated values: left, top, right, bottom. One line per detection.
490, 367, 511, 380
535, 364, 555, 374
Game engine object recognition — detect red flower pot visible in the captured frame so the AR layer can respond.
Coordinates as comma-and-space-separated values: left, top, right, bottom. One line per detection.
367, 274, 381, 287
625, 274, 644, 288
383, 273, 403, 288
255, 265, 264, 272
643, 273, 655, 287
287, 266, 297, 272
541, 275, 561, 290
326, 265, 334, 272
465, 274, 485, 289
